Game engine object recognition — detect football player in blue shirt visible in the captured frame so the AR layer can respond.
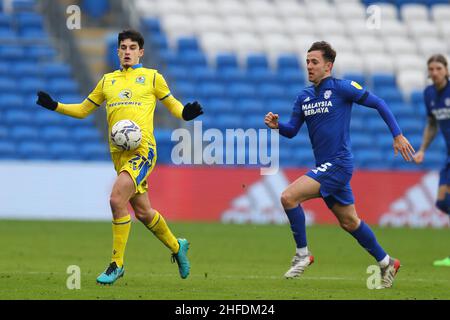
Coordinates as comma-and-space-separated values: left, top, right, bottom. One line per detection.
413, 54, 450, 267
265, 41, 415, 289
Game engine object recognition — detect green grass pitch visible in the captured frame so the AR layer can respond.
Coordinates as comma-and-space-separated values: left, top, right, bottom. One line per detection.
0, 220, 449, 300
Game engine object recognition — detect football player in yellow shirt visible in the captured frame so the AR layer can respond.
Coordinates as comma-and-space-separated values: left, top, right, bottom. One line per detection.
35, 30, 203, 285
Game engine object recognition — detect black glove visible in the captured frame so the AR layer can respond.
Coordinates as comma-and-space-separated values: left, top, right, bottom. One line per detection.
36, 91, 58, 111
182, 101, 203, 121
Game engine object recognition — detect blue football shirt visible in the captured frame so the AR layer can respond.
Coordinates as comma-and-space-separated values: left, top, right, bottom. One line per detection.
424, 79, 450, 155
282, 76, 368, 165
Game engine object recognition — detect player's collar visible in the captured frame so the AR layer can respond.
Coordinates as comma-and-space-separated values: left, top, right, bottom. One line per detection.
120, 63, 143, 71
314, 76, 333, 96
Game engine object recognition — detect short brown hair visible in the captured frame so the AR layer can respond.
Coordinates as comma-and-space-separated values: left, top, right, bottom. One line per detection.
308, 41, 336, 63
118, 29, 144, 49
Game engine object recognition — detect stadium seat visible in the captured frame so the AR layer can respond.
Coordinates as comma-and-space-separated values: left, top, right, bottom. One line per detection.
41, 126, 71, 142
0, 141, 16, 159
48, 142, 81, 160
17, 141, 50, 160
79, 142, 110, 161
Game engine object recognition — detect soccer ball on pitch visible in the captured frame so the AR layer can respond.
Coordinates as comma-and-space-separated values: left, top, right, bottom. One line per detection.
110, 119, 142, 151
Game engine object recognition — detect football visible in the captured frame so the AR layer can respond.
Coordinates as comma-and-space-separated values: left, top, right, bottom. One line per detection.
110, 119, 142, 151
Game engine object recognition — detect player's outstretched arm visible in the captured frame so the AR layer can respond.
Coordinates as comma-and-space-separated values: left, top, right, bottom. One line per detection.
393, 134, 415, 162
36, 91, 58, 110
36, 91, 97, 119
264, 112, 279, 129
413, 116, 438, 164
182, 101, 203, 120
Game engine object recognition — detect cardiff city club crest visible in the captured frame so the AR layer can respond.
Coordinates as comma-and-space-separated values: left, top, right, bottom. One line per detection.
446, 98, 450, 107
136, 76, 146, 84
324, 90, 332, 99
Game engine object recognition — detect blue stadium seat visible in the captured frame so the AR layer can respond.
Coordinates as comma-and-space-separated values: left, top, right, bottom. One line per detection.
216, 115, 243, 129
166, 66, 189, 82
48, 142, 81, 160
197, 82, 225, 99
246, 54, 269, 70
27, 45, 57, 61
12, 0, 36, 12
81, 0, 110, 19
173, 81, 196, 98
13, 61, 41, 76
0, 126, 7, 139
228, 83, 256, 99
0, 77, 16, 91
398, 118, 424, 134
42, 63, 72, 79
208, 98, 234, 113
218, 68, 247, 84
34, 110, 63, 125
372, 73, 396, 90
277, 54, 301, 71
0, 28, 17, 41
410, 90, 423, 105
0, 94, 24, 110
191, 66, 217, 83
351, 133, 373, 149
79, 142, 110, 161
0, 46, 25, 60
0, 14, 13, 28
0, 141, 16, 159
367, 117, 391, 134
344, 73, 366, 87
149, 32, 168, 50
48, 79, 79, 95
15, 12, 43, 30
17, 141, 50, 160
11, 125, 38, 141
277, 69, 305, 86
177, 36, 199, 52
235, 99, 263, 113
376, 87, 404, 104
216, 53, 238, 71
41, 126, 71, 142
179, 51, 207, 67
247, 69, 277, 85
258, 84, 286, 99
267, 99, 292, 114
354, 149, 384, 169
141, 17, 161, 33
350, 116, 364, 131
21, 78, 46, 94
4, 109, 34, 125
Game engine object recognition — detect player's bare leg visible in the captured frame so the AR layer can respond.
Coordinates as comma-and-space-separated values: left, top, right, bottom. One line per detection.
131, 193, 190, 279
331, 203, 400, 288
433, 185, 450, 266
281, 175, 321, 278
97, 171, 136, 285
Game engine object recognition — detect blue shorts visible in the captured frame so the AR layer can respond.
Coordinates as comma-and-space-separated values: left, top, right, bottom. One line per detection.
306, 159, 354, 209
439, 162, 450, 186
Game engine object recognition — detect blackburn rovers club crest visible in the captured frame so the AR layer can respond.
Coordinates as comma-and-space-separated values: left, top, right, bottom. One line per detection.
136, 76, 146, 84
324, 90, 332, 99
446, 98, 450, 107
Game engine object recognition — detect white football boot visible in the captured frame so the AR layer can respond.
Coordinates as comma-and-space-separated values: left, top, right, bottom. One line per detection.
376, 258, 401, 289
284, 252, 314, 279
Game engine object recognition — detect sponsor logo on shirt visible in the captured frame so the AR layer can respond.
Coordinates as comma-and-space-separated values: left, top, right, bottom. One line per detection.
431, 108, 450, 120
119, 89, 132, 100
302, 100, 333, 116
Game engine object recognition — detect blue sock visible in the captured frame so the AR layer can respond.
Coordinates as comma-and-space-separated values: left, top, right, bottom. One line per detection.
436, 194, 450, 214
350, 221, 387, 262
285, 206, 307, 248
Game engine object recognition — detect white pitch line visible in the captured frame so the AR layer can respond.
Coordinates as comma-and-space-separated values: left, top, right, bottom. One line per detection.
1, 272, 450, 284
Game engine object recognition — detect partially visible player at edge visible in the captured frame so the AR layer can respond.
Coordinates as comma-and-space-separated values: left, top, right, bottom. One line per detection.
264, 41, 415, 289
413, 54, 450, 267
35, 30, 203, 284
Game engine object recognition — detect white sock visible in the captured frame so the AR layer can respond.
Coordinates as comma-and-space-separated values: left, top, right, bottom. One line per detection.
296, 247, 308, 256
378, 255, 390, 268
